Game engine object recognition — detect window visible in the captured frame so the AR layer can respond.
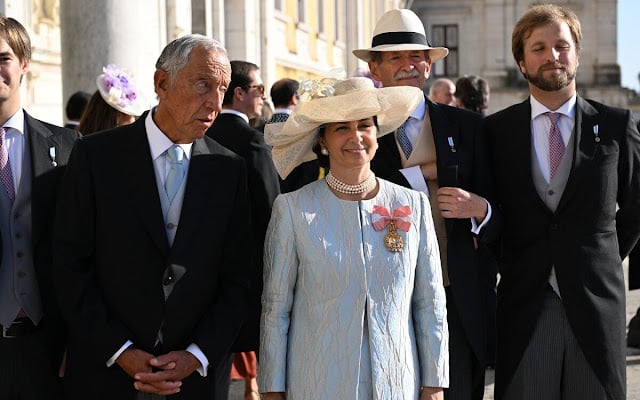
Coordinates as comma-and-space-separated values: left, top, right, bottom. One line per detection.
431, 24, 458, 77
318, 0, 324, 33
297, 0, 306, 24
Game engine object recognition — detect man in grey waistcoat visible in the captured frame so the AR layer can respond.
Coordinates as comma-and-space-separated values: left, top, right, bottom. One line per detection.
0, 15, 79, 400
485, 4, 640, 399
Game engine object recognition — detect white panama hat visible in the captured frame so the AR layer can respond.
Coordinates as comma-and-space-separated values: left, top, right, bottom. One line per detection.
353, 9, 449, 63
265, 77, 423, 179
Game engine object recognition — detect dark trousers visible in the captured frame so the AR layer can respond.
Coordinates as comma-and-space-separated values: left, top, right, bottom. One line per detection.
503, 287, 606, 400
444, 288, 485, 400
0, 329, 62, 400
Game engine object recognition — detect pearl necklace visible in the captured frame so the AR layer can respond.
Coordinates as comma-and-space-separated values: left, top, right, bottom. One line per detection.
325, 171, 376, 195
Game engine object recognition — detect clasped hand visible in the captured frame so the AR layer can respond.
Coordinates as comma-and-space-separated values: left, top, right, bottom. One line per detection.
116, 347, 200, 396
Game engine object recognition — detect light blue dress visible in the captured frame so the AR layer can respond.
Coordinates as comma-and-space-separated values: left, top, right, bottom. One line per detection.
259, 178, 449, 400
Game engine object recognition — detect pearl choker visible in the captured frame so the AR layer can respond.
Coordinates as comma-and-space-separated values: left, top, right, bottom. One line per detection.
325, 171, 376, 195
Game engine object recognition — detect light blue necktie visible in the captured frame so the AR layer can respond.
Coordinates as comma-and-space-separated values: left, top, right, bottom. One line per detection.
165, 145, 185, 203
396, 118, 413, 158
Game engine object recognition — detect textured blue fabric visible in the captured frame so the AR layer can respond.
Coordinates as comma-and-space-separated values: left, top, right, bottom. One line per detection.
259, 179, 449, 399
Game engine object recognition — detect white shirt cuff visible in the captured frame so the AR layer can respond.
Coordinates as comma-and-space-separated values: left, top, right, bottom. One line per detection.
399, 166, 429, 194
107, 340, 133, 367
470, 199, 492, 234
186, 343, 209, 377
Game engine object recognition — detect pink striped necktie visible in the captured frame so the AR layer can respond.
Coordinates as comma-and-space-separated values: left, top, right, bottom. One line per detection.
0, 127, 15, 202
547, 112, 565, 178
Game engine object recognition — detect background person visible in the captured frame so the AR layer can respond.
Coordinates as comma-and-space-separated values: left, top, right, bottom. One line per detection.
63, 90, 91, 129
428, 78, 457, 106
77, 64, 148, 135
454, 75, 490, 115
259, 77, 448, 400
267, 77, 323, 193
206, 60, 281, 400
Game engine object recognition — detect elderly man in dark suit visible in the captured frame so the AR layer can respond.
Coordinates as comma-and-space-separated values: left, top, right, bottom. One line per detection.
354, 9, 501, 400
0, 16, 79, 400
485, 5, 640, 400
53, 34, 253, 400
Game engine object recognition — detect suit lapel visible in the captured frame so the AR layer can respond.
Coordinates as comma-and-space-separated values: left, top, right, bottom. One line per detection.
555, 96, 599, 213
506, 100, 552, 209
26, 114, 61, 244
170, 138, 212, 256
122, 120, 170, 256
428, 100, 460, 187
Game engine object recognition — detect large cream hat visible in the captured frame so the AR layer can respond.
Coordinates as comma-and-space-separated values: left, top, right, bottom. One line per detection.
352, 9, 449, 63
265, 77, 423, 179
96, 64, 148, 116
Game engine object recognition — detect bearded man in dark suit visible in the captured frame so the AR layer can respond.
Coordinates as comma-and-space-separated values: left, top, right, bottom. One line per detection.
354, 9, 502, 400
54, 34, 253, 400
485, 5, 640, 400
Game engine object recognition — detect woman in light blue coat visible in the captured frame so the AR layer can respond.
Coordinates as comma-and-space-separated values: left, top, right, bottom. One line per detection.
259, 77, 448, 400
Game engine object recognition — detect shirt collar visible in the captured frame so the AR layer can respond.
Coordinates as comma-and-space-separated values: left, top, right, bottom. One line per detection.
273, 108, 292, 115
145, 108, 193, 160
220, 109, 249, 124
530, 93, 577, 121
3, 109, 25, 135
411, 96, 426, 120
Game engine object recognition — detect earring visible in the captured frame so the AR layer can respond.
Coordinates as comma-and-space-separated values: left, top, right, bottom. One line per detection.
321, 147, 329, 156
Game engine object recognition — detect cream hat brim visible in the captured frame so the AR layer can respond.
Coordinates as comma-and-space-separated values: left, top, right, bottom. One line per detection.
352, 9, 449, 63
265, 77, 423, 179
353, 44, 449, 63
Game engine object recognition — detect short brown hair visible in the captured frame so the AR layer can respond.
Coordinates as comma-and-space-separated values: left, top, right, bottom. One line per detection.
511, 4, 582, 65
0, 15, 31, 63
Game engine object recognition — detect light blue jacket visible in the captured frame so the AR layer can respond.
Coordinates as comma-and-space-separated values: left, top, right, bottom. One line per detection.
259, 179, 448, 399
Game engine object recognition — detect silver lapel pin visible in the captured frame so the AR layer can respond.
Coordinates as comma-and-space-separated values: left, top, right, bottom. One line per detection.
593, 124, 600, 143
49, 146, 57, 166
447, 136, 456, 152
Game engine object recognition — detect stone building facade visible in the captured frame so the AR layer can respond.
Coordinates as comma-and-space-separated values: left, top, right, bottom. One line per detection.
0, 0, 627, 124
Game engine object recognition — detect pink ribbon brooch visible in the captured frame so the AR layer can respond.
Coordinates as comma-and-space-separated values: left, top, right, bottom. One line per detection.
372, 205, 411, 252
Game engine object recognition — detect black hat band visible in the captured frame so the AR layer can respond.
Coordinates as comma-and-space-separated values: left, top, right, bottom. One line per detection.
372, 31, 431, 47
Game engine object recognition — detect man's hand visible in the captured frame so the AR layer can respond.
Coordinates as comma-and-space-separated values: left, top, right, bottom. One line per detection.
132, 350, 200, 395
437, 187, 488, 222
262, 393, 286, 400
420, 386, 444, 400
116, 347, 155, 379
420, 161, 438, 182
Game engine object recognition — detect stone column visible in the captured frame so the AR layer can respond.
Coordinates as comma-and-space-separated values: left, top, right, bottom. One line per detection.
60, 0, 167, 114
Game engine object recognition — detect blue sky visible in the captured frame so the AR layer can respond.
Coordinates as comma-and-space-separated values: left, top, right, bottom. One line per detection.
618, 0, 639, 92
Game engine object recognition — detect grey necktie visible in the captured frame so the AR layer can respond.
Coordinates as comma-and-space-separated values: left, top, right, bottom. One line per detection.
164, 145, 185, 203
396, 118, 413, 158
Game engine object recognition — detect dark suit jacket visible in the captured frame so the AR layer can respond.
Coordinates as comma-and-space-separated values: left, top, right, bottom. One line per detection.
3, 112, 78, 382
370, 98, 501, 366
53, 116, 254, 399
485, 97, 640, 400
627, 120, 640, 290
206, 112, 280, 349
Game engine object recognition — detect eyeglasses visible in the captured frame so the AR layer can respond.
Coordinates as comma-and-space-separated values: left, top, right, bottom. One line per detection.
246, 84, 265, 95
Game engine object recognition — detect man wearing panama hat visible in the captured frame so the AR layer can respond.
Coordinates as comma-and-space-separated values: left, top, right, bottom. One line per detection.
354, 9, 502, 400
